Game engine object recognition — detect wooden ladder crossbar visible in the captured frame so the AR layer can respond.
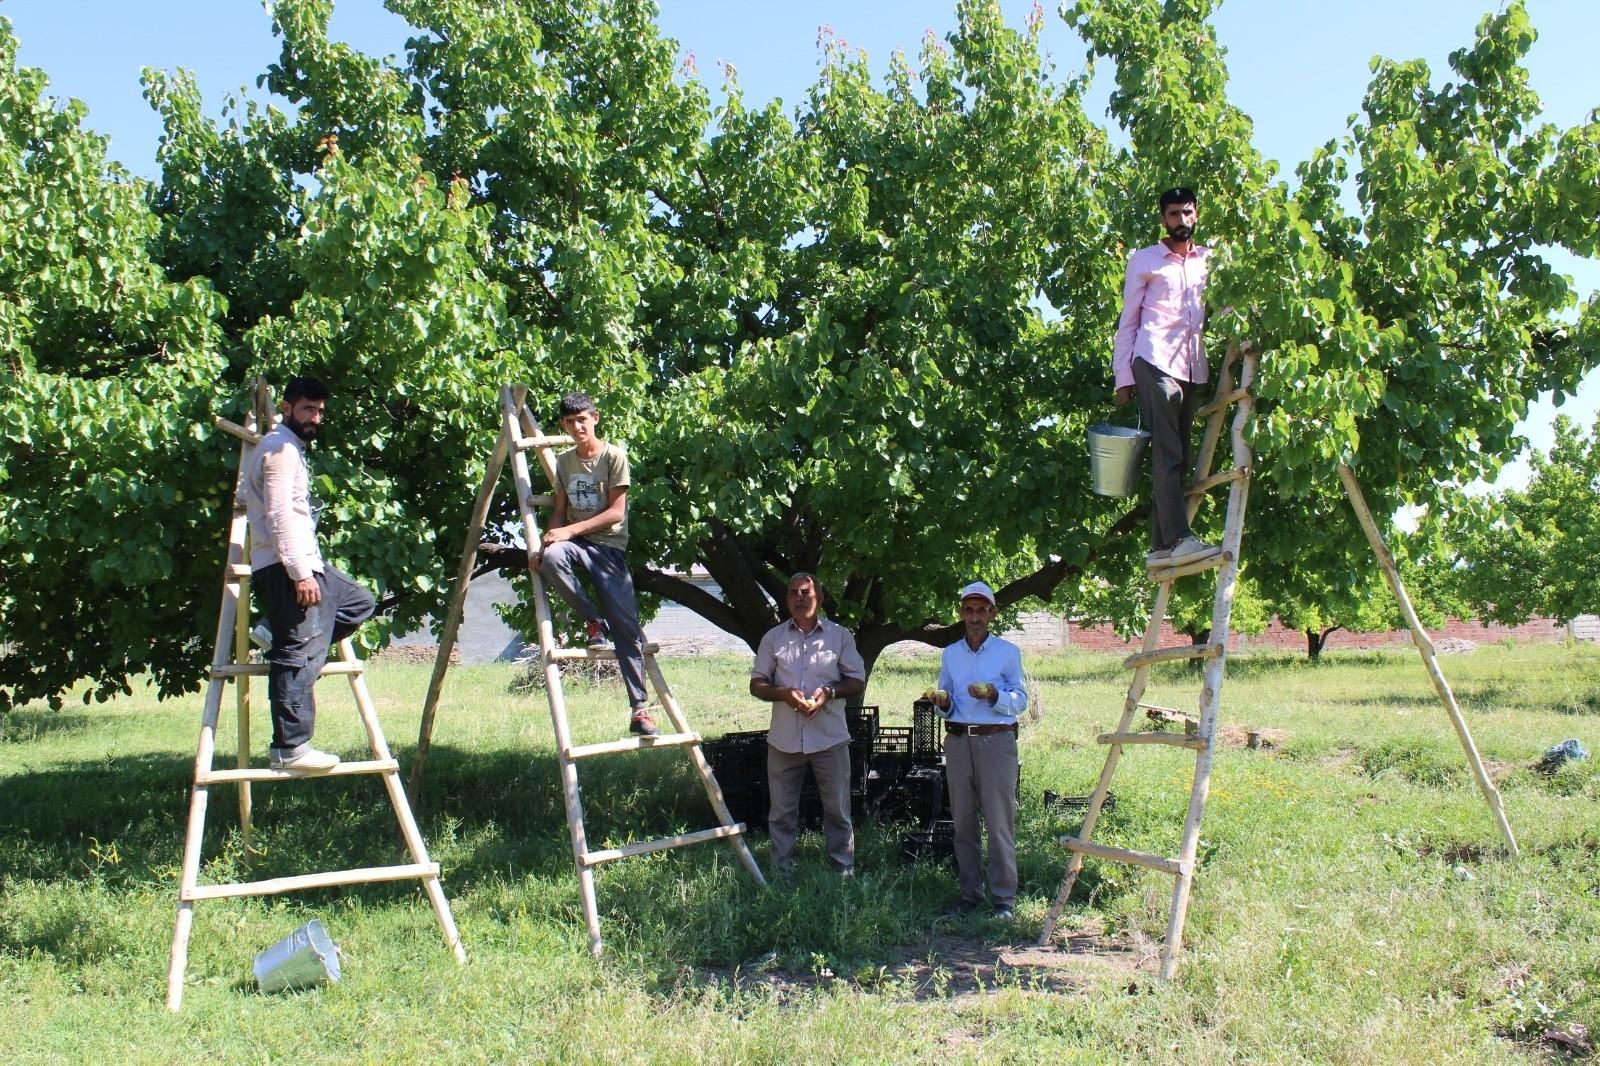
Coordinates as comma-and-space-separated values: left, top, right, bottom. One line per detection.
1037, 343, 1259, 980
407, 384, 765, 959
166, 382, 465, 1011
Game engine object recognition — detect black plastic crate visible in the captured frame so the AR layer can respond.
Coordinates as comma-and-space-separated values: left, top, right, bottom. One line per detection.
847, 704, 880, 742
874, 726, 915, 755
911, 699, 945, 755
899, 819, 955, 866
1043, 789, 1117, 816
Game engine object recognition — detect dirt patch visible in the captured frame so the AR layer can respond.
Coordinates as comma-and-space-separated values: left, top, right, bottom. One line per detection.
698, 925, 1145, 1004
1215, 723, 1289, 750
372, 643, 460, 665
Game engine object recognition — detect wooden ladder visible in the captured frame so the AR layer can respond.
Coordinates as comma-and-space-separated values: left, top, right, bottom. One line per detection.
166, 381, 466, 1011
408, 384, 765, 958
1037, 344, 1259, 979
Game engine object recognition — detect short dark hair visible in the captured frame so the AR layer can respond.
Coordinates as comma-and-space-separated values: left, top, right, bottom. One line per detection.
283, 376, 329, 404
558, 392, 598, 418
1159, 187, 1197, 211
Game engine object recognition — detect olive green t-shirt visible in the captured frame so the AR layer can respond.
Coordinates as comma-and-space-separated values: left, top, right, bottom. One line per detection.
554, 442, 630, 550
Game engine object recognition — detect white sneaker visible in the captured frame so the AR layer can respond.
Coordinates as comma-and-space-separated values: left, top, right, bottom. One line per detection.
269, 746, 341, 772
1166, 535, 1222, 566
1145, 548, 1173, 568
250, 623, 273, 652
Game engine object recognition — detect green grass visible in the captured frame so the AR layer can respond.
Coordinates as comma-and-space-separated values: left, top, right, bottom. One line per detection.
2, 643, 1598, 1063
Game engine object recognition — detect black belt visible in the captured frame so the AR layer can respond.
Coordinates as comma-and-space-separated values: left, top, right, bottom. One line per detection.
945, 722, 1017, 737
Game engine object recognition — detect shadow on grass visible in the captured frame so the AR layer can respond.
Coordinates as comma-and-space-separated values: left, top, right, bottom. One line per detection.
0, 744, 1135, 975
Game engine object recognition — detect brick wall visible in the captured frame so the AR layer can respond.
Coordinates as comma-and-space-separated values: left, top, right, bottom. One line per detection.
1059, 614, 1574, 654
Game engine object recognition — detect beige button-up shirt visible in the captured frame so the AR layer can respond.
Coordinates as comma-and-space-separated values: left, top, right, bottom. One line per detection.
751, 617, 866, 754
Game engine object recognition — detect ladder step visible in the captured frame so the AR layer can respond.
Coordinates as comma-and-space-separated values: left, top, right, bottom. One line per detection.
581, 824, 746, 867
526, 494, 555, 507
1185, 465, 1250, 497
228, 564, 253, 577
183, 862, 440, 901
566, 732, 700, 760
1195, 386, 1252, 419
210, 660, 364, 678
195, 759, 400, 784
1096, 731, 1207, 751
1124, 642, 1225, 670
513, 433, 574, 452
1148, 549, 1233, 582
547, 643, 662, 661
1059, 836, 1189, 876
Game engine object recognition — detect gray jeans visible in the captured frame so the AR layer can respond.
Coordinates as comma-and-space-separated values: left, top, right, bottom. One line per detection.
255, 563, 376, 751
766, 742, 854, 875
1133, 357, 1198, 551
539, 538, 648, 710
945, 729, 1020, 906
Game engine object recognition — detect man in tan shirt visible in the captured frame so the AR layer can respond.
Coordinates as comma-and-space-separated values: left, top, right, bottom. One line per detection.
244, 376, 375, 772
749, 573, 866, 878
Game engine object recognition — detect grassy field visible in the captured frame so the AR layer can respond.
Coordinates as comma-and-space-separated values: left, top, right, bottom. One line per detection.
1, 641, 1597, 1063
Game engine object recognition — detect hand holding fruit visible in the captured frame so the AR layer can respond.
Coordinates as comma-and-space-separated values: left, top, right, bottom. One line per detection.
967, 681, 997, 703
922, 687, 951, 709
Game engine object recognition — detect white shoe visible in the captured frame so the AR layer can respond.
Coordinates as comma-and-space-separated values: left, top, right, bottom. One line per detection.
1166, 535, 1221, 566
269, 745, 340, 772
1145, 548, 1173, 568
250, 623, 273, 651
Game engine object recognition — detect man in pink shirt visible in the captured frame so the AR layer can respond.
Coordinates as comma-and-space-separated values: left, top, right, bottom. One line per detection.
1113, 187, 1220, 569
245, 377, 376, 772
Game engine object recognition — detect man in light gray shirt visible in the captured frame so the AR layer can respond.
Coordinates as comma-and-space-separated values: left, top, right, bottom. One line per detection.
749, 573, 866, 878
244, 376, 375, 772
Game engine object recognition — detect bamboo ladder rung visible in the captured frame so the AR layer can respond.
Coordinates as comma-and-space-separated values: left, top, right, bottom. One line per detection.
1122, 642, 1225, 670
1147, 549, 1233, 582
196, 759, 399, 784
566, 732, 701, 760
183, 862, 440, 901
1194, 386, 1253, 419
1185, 466, 1250, 497
210, 661, 365, 678
513, 433, 574, 452
1059, 836, 1190, 876
547, 644, 662, 662
581, 824, 748, 867
1096, 732, 1207, 751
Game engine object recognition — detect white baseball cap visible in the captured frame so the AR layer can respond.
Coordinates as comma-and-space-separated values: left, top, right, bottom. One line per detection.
958, 581, 996, 605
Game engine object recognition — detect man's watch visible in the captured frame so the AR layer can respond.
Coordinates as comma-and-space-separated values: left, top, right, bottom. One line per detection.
823, 685, 835, 703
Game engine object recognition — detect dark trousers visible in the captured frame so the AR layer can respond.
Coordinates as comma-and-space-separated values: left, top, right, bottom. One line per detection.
1133, 357, 1197, 551
539, 538, 649, 710
255, 563, 376, 750
766, 742, 854, 875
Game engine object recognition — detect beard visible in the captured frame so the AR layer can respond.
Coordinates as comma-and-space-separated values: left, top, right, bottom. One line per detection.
284, 413, 321, 441
1165, 222, 1195, 242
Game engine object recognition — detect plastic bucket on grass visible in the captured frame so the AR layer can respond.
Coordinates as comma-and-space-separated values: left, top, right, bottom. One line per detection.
1087, 423, 1151, 497
254, 919, 342, 993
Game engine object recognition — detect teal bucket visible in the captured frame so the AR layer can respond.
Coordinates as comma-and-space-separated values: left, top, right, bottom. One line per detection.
1087, 424, 1151, 497
254, 919, 342, 993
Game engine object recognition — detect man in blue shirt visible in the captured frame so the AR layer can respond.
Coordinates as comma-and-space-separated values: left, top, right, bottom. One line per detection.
929, 581, 1027, 918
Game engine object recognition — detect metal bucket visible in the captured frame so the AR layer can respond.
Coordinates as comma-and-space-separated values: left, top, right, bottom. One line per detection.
1087, 423, 1151, 497
254, 919, 342, 993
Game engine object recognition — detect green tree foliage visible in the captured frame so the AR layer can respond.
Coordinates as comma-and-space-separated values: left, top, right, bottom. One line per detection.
1, 0, 1597, 709
1449, 414, 1600, 625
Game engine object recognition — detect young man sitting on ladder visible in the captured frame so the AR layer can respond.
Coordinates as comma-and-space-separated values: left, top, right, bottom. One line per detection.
536, 391, 659, 738
247, 375, 377, 771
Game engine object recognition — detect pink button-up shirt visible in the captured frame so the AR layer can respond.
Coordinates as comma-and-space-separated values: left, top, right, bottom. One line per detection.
1112, 241, 1210, 390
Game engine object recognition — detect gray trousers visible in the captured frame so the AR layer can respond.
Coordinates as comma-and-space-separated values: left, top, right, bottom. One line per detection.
766, 742, 854, 875
539, 538, 649, 710
945, 730, 1020, 906
256, 563, 376, 751
1133, 357, 1197, 551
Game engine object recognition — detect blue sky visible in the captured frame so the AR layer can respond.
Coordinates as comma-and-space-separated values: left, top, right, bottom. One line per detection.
6, 0, 1597, 485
